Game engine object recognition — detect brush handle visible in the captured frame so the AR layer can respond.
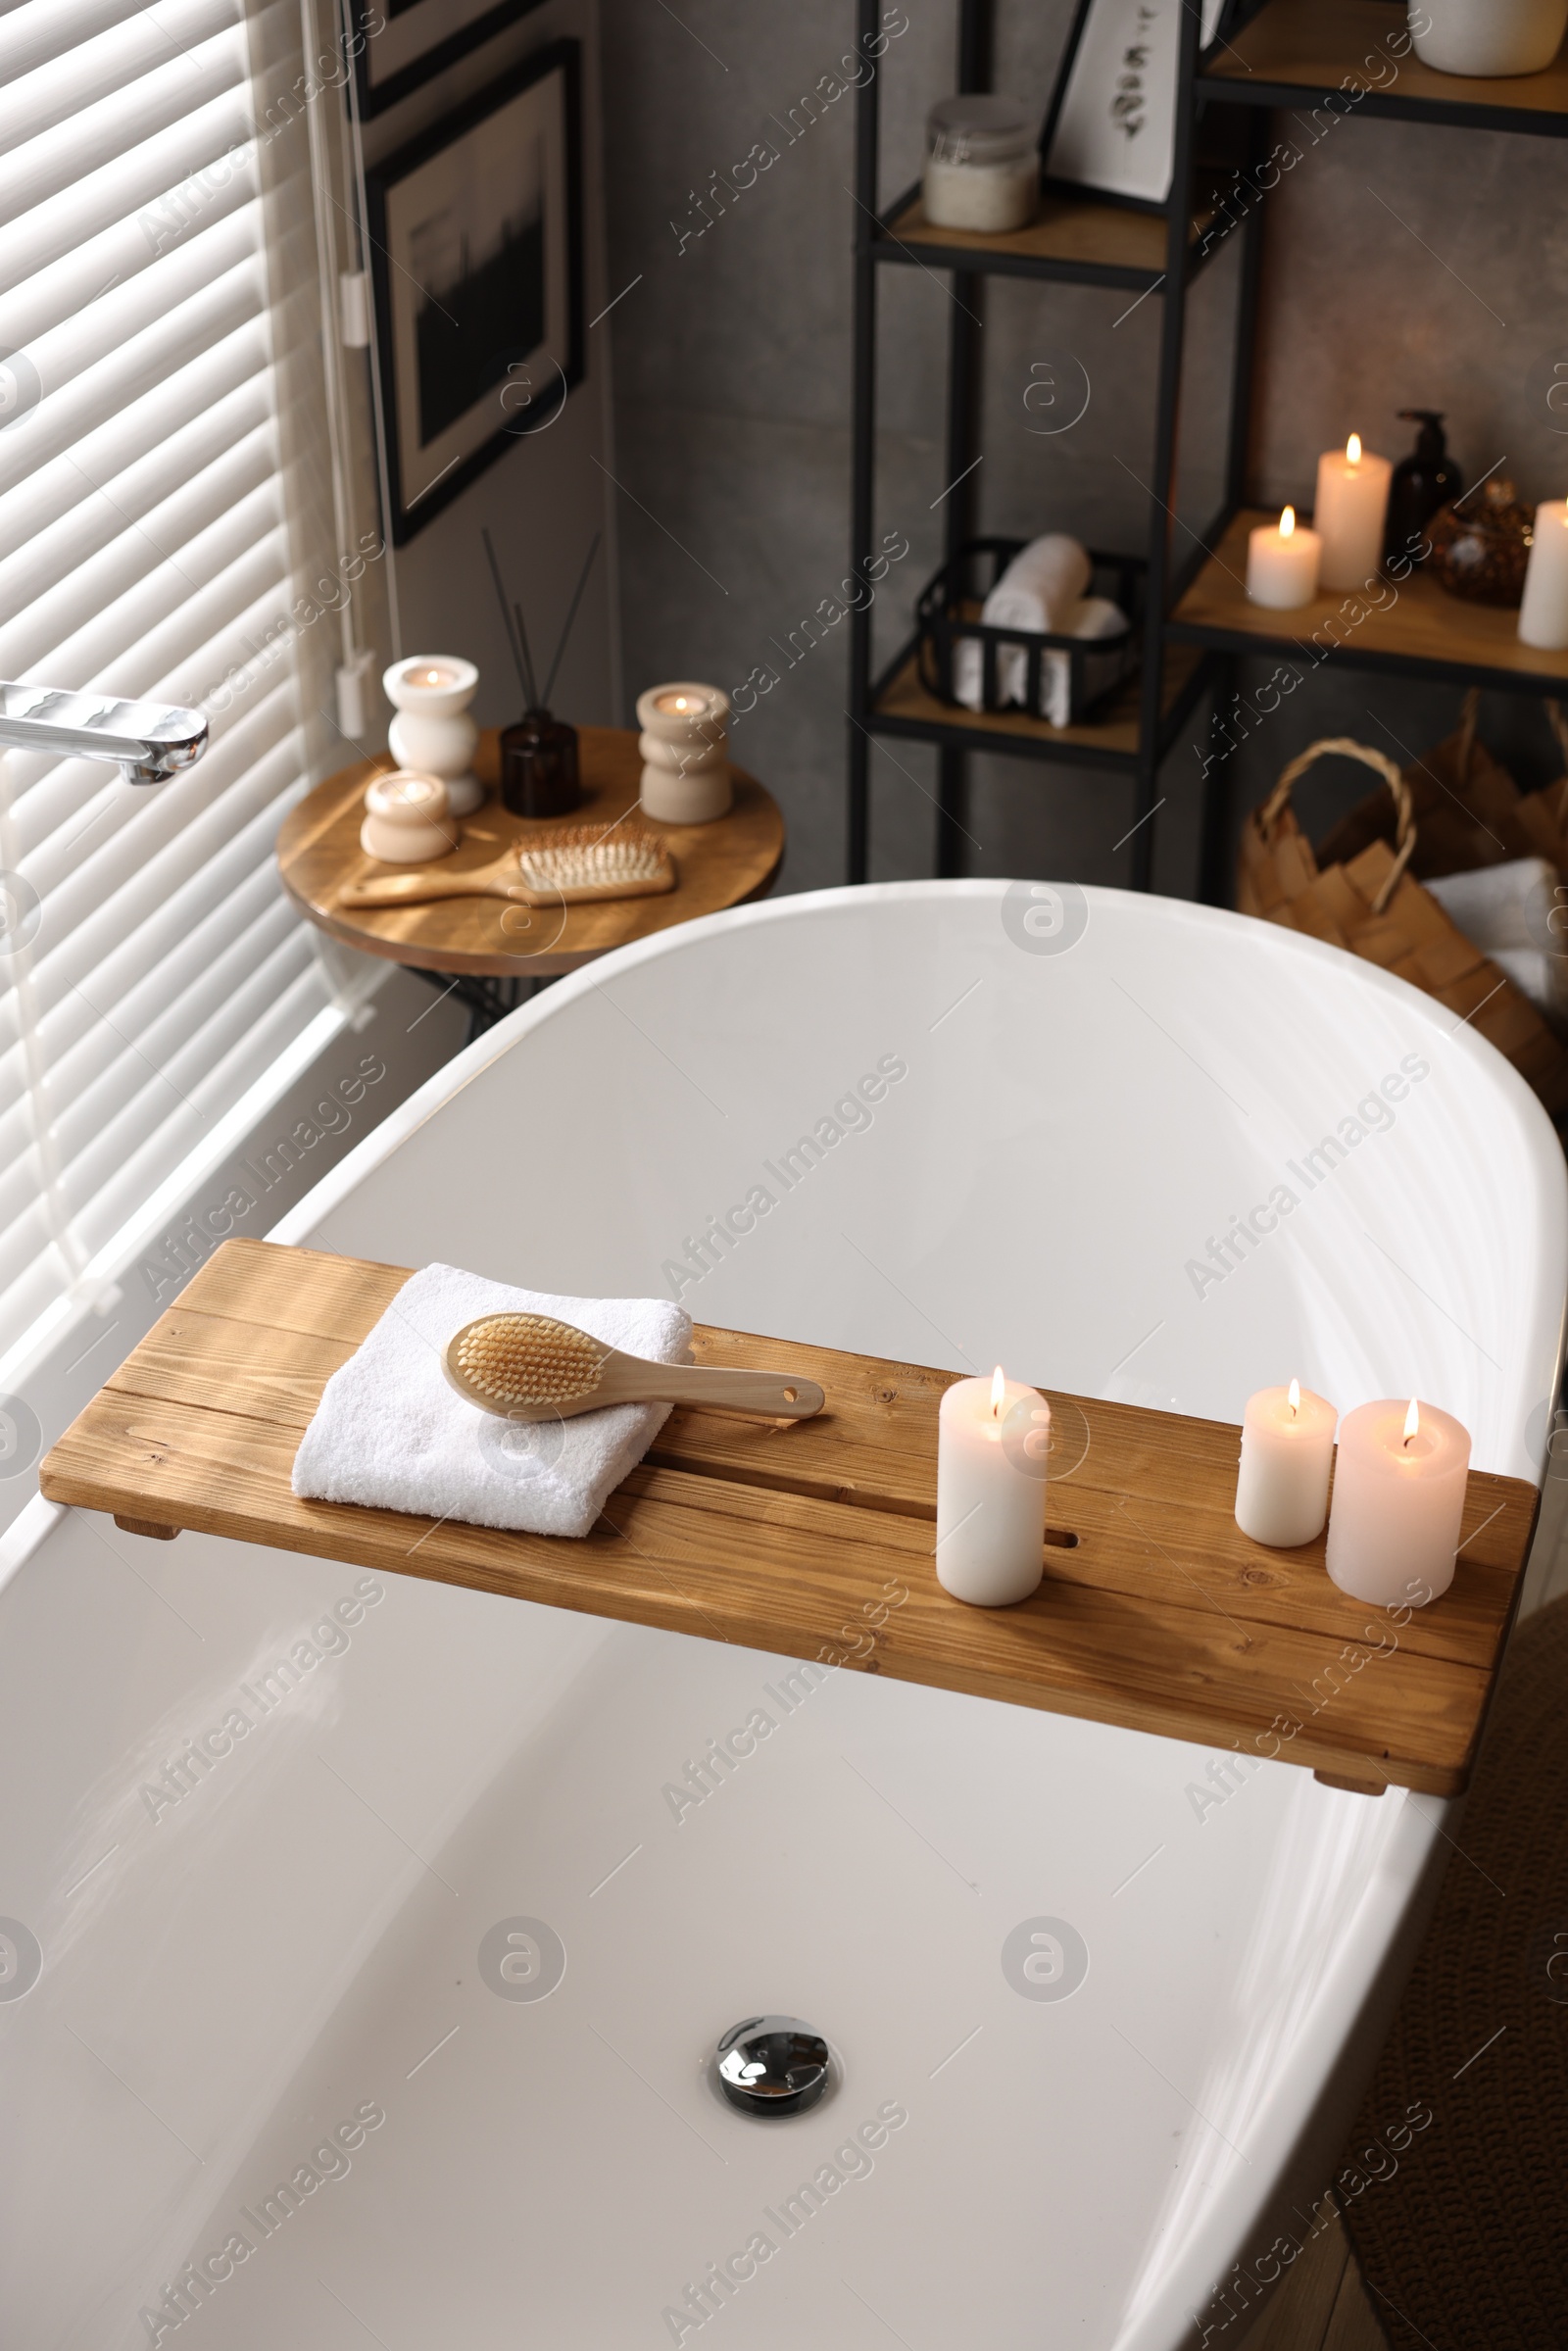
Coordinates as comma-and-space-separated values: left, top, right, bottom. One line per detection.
604, 1362, 824, 1420
337, 866, 519, 907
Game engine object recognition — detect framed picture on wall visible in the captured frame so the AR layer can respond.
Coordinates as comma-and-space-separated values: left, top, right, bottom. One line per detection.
349, 0, 549, 120
1040, 0, 1230, 211
365, 37, 583, 544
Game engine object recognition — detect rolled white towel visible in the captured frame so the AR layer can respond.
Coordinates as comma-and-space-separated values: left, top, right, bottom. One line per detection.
983, 533, 1093, 632
1426, 857, 1568, 1031
954, 592, 1127, 726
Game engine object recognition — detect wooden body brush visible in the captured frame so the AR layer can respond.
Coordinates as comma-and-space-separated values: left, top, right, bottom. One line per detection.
443, 1313, 824, 1424
338, 825, 675, 909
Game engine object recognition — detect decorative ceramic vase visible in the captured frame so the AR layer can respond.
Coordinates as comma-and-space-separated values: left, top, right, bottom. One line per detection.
1410, 0, 1567, 75
1428, 480, 1535, 606
360, 770, 455, 862
635, 683, 732, 823
382, 656, 482, 816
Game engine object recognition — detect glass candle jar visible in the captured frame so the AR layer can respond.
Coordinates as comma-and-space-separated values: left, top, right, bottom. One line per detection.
923, 96, 1039, 234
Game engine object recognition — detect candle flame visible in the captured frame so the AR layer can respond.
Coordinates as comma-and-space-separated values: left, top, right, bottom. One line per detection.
990, 1365, 1005, 1417
1403, 1396, 1420, 1446
1288, 1377, 1299, 1416
1280, 504, 1296, 539
1347, 432, 1362, 465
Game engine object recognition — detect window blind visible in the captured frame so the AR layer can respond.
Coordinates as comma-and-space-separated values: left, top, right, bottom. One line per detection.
0, 0, 349, 1372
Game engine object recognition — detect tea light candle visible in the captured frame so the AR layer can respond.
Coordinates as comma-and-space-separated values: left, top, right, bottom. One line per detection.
1314, 434, 1393, 590
1247, 506, 1321, 610
1325, 1397, 1471, 1607
1235, 1379, 1337, 1546
360, 769, 455, 862
1518, 499, 1568, 650
935, 1366, 1050, 1607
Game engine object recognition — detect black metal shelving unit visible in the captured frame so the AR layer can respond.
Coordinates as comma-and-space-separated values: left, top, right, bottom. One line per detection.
847, 0, 1568, 896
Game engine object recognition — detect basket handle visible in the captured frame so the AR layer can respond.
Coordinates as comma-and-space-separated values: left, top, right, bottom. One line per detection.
1258, 737, 1415, 916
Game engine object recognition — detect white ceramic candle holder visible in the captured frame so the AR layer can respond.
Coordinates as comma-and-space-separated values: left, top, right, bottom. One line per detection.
360, 769, 455, 863
383, 657, 482, 816
635, 683, 732, 823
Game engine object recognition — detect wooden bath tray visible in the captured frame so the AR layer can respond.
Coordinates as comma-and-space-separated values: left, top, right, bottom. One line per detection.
39, 1240, 1539, 1796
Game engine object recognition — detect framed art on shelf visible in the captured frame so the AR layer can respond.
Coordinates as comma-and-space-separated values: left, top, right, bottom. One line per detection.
349, 0, 548, 120
1040, 0, 1229, 211
365, 37, 583, 544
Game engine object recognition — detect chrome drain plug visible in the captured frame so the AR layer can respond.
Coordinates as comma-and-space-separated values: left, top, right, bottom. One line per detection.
715, 2015, 831, 2117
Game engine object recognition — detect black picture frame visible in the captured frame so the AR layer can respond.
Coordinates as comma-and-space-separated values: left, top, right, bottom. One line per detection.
350, 0, 549, 121
365, 37, 584, 545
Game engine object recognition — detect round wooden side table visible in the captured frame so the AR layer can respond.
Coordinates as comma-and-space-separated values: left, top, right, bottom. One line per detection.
276, 725, 785, 1033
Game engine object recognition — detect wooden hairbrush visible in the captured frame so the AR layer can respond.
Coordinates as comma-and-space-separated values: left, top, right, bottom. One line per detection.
337, 825, 675, 909
442, 1312, 824, 1424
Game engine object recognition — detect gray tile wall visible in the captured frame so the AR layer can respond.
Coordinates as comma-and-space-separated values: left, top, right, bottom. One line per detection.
597, 3, 1568, 897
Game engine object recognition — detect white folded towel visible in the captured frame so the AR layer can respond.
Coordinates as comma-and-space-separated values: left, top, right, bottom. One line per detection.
954, 592, 1127, 726
1426, 857, 1568, 1030
291, 1262, 693, 1540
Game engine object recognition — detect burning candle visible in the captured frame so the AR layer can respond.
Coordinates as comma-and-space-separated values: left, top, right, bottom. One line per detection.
935, 1365, 1050, 1607
1325, 1397, 1471, 1607
1518, 499, 1568, 651
382, 656, 482, 814
1234, 1378, 1338, 1546
1314, 433, 1393, 590
636, 681, 732, 822
1247, 505, 1322, 610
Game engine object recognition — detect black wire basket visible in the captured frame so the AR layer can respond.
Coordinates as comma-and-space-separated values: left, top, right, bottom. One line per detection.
915, 538, 1145, 725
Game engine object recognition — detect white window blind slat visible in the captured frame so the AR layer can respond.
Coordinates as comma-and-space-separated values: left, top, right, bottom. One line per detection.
0, 0, 350, 1371
0, 408, 274, 667
0, 319, 270, 561
0, 32, 248, 241
0, 0, 240, 156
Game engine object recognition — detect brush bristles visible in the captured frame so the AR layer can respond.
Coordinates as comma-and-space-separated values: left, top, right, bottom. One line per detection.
517, 830, 668, 891
453, 1313, 604, 1407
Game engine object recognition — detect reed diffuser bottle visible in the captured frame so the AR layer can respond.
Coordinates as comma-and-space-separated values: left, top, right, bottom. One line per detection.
483, 528, 600, 820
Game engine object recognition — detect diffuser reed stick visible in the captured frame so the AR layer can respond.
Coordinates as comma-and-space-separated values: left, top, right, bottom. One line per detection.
481, 526, 535, 708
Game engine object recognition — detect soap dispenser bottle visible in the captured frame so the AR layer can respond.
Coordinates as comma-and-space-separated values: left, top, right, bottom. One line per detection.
1385, 411, 1461, 563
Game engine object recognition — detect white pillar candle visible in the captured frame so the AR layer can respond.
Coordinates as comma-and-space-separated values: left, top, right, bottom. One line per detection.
1326, 1397, 1472, 1608
935, 1367, 1050, 1607
1247, 506, 1322, 610
1313, 434, 1393, 590
1235, 1379, 1337, 1546
1518, 499, 1568, 651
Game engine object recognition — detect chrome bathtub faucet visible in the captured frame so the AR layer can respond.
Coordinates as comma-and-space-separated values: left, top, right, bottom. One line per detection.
0, 680, 207, 785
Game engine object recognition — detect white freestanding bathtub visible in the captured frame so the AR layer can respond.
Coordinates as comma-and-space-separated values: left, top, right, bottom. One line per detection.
2, 881, 1563, 2351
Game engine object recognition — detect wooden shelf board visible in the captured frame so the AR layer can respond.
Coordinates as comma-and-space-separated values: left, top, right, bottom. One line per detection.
880, 182, 1226, 287
884, 193, 1168, 285
1203, 1, 1568, 128
1169, 508, 1568, 686
869, 639, 1204, 761
38, 1240, 1539, 1797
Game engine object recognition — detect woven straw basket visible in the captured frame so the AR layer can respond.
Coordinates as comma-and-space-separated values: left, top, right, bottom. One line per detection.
1237, 736, 1568, 1115
1315, 690, 1568, 880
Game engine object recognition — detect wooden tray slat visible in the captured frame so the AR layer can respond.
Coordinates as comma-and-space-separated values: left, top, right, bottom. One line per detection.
38, 1240, 1540, 1795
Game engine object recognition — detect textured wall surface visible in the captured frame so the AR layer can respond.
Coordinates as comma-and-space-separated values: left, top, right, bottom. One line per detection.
597, 3, 1568, 898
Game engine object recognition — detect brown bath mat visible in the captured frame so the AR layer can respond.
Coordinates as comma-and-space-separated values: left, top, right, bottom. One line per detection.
1339, 1593, 1568, 2349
